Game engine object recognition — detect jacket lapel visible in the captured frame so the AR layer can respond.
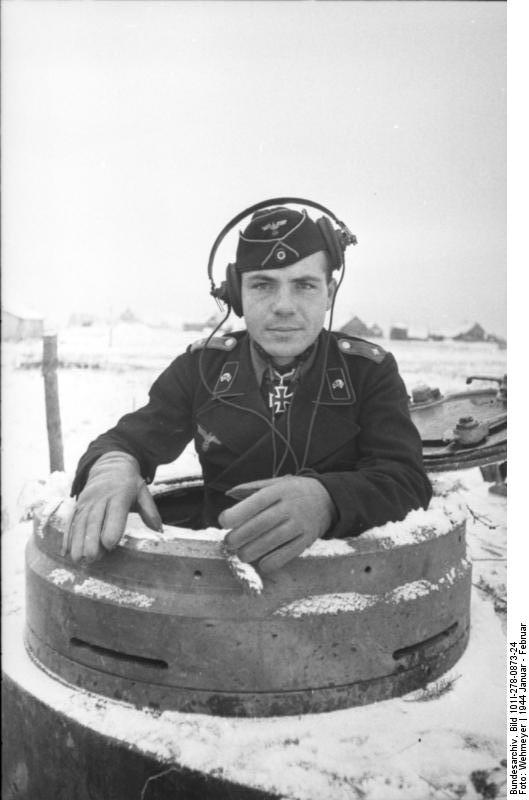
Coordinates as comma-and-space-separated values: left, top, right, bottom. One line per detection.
275, 333, 360, 468
195, 335, 272, 459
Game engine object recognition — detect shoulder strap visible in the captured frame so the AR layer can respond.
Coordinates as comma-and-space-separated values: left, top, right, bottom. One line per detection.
188, 335, 238, 354
336, 335, 387, 364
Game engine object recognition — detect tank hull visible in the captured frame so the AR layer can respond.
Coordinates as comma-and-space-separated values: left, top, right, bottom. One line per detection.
410, 386, 506, 471
1, 672, 278, 800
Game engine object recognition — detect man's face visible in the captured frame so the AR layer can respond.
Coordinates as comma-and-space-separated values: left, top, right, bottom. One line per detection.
241, 251, 335, 364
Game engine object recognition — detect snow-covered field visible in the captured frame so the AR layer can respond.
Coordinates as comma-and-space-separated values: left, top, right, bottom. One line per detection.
1, 324, 508, 799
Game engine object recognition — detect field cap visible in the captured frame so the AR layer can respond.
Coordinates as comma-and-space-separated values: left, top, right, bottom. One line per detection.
234, 207, 327, 271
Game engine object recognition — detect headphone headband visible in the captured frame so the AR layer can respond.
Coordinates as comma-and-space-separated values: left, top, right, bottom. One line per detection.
207, 197, 356, 294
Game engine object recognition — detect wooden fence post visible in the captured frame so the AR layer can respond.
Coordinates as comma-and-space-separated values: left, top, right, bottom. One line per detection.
42, 333, 64, 472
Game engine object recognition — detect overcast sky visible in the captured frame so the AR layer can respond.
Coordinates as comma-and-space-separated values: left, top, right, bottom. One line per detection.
2, 1, 506, 335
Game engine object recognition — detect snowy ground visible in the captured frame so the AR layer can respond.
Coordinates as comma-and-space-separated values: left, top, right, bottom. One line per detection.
1, 324, 508, 798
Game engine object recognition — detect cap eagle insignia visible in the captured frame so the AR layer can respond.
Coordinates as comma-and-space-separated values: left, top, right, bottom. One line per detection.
261, 219, 287, 235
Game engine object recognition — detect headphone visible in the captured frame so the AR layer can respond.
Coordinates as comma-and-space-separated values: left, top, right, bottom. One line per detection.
207, 197, 357, 317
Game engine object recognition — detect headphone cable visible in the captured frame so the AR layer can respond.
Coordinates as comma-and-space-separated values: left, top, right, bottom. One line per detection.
299, 253, 345, 471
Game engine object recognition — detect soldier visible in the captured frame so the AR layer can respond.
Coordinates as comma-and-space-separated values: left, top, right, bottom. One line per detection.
68, 202, 431, 573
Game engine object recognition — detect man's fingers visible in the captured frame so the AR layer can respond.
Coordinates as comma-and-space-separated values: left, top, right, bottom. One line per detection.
236, 522, 297, 564
62, 505, 78, 556
255, 534, 306, 574
69, 507, 90, 563
225, 485, 261, 501
82, 501, 109, 562
224, 503, 289, 552
219, 485, 281, 529
136, 483, 163, 532
225, 477, 287, 501
100, 496, 130, 551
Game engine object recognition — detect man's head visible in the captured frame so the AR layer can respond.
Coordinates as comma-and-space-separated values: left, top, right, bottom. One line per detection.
231, 207, 338, 363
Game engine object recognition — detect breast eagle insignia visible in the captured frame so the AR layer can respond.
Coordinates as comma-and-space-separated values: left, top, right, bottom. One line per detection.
197, 424, 221, 452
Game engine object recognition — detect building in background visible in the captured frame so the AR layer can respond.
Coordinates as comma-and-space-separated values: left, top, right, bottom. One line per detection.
389, 323, 409, 341
453, 322, 486, 342
340, 316, 384, 339
2, 306, 44, 341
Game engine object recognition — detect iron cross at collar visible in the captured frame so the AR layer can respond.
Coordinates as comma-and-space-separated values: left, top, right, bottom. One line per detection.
268, 368, 296, 415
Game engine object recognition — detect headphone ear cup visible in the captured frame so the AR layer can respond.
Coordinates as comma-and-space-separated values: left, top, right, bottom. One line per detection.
226, 264, 243, 317
317, 217, 344, 272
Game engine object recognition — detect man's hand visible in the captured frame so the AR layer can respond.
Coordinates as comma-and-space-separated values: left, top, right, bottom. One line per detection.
67, 451, 163, 563
219, 476, 336, 574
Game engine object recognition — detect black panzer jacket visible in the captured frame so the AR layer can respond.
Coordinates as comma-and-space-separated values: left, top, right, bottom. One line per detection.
72, 330, 432, 538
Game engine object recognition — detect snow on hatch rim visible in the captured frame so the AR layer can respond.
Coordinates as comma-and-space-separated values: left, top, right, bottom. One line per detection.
120, 493, 465, 554
27, 472, 465, 557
